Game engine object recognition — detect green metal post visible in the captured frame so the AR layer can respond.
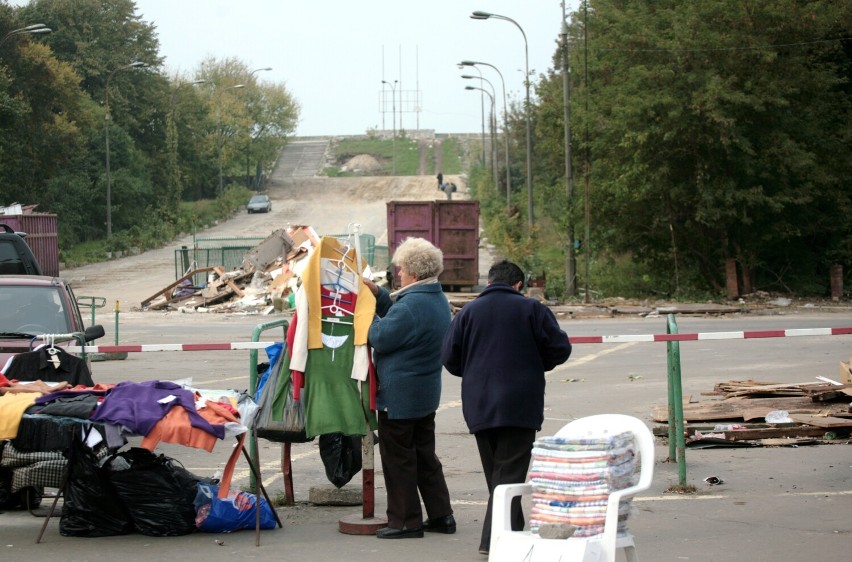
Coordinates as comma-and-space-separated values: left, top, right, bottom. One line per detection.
666, 314, 687, 486
248, 318, 289, 489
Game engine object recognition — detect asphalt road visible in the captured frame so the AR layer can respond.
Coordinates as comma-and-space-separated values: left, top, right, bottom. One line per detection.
5, 173, 852, 560
3, 312, 851, 561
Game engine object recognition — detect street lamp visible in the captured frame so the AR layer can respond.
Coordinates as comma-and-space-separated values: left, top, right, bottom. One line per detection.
462, 75, 498, 194
105, 61, 147, 239
459, 63, 486, 166
215, 83, 245, 194
471, 10, 534, 228
245, 67, 272, 188
561, 3, 576, 296
460, 60, 511, 209
381, 79, 397, 175
466, 85, 496, 193
0, 23, 51, 48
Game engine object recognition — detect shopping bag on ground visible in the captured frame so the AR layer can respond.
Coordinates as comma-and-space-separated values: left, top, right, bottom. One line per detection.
194, 482, 277, 533
193, 434, 277, 533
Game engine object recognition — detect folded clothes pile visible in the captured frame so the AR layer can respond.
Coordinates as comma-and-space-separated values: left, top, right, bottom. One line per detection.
528, 432, 638, 538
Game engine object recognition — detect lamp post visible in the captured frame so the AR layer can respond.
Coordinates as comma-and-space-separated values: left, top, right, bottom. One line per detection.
105, 61, 147, 239
381, 79, 397, 175
471, 10, 534, 228
462, 75, 498, 194
561, 2, 576, 296
215, 83, 245, 194
0, 23, 51, 48
461, 60, 511, 209
245, 67, 272, 188
459, 64, 486, 167
466, 85, 496, 193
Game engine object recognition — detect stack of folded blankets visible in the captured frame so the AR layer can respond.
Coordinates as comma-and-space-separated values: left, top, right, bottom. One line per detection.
528, 431, 637, 538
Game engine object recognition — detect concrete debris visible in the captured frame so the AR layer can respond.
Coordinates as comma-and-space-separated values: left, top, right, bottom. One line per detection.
141, 226, 384, 314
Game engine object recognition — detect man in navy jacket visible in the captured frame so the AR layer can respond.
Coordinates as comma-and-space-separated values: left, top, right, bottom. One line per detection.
441, 260, 572, 555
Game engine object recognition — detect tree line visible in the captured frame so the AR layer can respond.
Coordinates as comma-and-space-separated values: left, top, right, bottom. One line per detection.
0, 0, 298, 250
480, 0, 850, 298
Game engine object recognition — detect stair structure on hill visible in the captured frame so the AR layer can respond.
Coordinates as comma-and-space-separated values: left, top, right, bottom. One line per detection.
272, 138, 329, 178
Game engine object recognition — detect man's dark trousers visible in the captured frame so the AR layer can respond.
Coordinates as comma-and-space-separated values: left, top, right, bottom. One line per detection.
474, 426, 536, 551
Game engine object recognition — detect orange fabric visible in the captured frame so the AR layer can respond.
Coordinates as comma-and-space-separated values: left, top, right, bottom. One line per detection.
217, 433, 247, 499
140, 400, 237, 452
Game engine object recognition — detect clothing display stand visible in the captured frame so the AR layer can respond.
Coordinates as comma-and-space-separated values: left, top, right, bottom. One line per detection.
337, 224, 387, 534
337, 431, 387, 534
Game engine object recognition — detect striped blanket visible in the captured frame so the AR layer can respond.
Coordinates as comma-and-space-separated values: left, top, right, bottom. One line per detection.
529, 431, 638, 537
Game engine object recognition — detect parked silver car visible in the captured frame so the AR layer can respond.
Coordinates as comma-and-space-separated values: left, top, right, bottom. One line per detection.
247, 194, 271, 213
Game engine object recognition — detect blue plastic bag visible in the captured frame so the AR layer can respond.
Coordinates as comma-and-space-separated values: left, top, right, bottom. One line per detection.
255, 342, 284, 401
194, 482, 277, 533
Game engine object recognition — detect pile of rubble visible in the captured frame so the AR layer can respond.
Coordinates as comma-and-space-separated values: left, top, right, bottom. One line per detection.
140, 226, 384, 314
652, 359, 852, 447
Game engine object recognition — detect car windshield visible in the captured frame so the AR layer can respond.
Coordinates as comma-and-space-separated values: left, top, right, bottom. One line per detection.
250, 196, 267, 204
0, 285, 70, 335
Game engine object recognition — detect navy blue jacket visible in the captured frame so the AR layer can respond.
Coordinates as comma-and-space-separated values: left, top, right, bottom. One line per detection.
368, 282, 451, 419
441, 283, 572, 433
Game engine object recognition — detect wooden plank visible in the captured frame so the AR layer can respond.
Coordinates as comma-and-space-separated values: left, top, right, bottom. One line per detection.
141, 267, 215, 308
651, 396, 823, 422
213, 266, 245, 298
788, 414, 852, 428
688, 426, 831, 440
758, 438, 820, 446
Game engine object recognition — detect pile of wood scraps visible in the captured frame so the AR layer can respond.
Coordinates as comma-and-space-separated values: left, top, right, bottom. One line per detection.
140, 226, 317, 313
652, 374, 852, 448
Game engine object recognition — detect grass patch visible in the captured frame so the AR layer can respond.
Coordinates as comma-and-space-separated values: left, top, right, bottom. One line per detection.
322, 135, 466, 177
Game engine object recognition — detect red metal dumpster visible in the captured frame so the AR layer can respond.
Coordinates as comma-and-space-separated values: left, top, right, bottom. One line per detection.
386, 200, 480, 289
0, 212, 60, 277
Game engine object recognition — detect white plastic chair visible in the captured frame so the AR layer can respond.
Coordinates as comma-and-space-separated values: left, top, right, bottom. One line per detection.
489, 414, 655, 562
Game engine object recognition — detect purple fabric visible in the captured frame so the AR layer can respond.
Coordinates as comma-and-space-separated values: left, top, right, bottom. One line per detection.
89, 380, 225, 439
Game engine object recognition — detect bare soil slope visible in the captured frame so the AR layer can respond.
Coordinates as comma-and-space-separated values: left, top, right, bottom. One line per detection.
63, 175, 467, 311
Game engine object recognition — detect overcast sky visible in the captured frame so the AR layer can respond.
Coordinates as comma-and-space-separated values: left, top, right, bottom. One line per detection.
127, 0, 580, 137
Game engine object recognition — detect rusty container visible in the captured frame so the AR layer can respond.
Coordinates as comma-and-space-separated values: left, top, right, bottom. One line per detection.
0, 212, 60, 277
386, 200, 480, 289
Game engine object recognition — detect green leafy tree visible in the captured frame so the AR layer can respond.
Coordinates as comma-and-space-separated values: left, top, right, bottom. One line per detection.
544, 0, 852, 296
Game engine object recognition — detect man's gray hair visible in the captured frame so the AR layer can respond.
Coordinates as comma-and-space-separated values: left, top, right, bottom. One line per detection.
392, 237, 444, 280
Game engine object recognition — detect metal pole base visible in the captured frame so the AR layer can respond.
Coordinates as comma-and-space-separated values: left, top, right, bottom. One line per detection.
338, 513, 388, 535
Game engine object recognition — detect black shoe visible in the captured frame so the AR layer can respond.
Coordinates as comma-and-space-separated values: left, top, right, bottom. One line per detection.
424, 514, 456, 534
376, 526, 424, 539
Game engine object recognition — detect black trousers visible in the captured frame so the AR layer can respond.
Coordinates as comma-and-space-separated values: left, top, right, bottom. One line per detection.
378, 411, 453, 530
474, 427, 536, 551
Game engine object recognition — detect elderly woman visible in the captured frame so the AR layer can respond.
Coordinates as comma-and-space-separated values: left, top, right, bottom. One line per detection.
364, 237, 455, 540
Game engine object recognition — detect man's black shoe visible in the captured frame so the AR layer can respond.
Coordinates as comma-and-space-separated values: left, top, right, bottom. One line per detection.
424, 514, 456, 534
376, 526, 424, 539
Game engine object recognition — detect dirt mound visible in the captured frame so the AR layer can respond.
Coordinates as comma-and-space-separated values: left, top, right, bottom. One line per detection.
342, 154, 382, 173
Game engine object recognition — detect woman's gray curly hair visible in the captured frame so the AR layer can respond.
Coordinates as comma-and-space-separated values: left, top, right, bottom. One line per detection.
392, 237, 444, 280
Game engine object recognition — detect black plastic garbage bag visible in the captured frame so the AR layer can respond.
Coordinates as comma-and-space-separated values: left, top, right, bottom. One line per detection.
60, 436, 133, 537
106, 447, 213, 537
319, 433, 362, 488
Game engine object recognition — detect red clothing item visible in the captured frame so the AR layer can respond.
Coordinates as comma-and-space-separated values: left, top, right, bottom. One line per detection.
0, 373, 9, 387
